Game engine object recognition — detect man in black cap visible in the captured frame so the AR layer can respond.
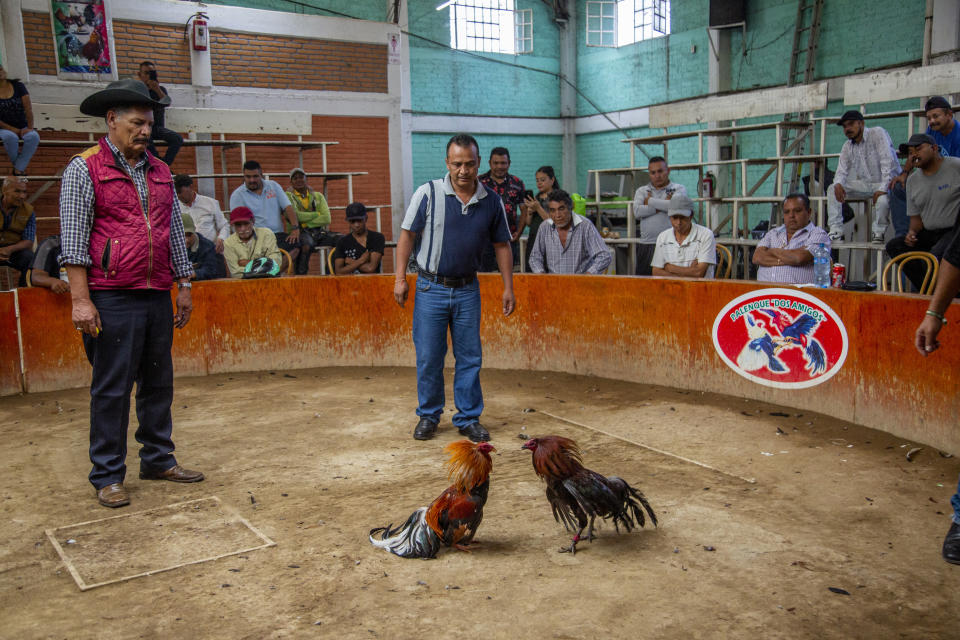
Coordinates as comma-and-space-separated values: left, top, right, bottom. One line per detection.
889, 97, 960, 237
827, 110, 901, 243
59, 78, 203, 508
886, 133, 960, 290
334, 202, 385, 274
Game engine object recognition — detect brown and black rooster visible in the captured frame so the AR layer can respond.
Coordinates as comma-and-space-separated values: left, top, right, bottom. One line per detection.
522, 435, 657, 554
370, 440, 495, 558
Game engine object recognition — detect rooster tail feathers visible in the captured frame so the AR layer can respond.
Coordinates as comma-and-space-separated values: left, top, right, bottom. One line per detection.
369, 507, 441, 559
606, 476, 658, 530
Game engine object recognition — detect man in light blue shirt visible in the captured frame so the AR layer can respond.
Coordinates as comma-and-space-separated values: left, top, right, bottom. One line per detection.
229, 160, 304, 270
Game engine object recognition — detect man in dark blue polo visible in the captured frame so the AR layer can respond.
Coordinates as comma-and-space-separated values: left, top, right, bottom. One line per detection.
393, 134, 515, 443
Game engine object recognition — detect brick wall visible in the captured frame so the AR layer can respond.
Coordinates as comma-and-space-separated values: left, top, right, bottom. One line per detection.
23, 12, 56, 76
210, 31, 387, 93
113, 22, 193, 83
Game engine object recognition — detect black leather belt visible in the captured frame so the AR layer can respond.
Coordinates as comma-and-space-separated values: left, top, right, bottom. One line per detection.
417, 268, 476, 288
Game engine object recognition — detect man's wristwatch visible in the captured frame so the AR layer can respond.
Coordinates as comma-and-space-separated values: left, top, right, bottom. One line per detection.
177, 281, 192, 290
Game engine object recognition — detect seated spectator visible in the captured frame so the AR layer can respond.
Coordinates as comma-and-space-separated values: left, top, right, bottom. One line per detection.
753, 193, 832, 284
0, 65, 38, 176
175, 174, 229, 253
223, 206, 282, 279
334, 202, 385, 274
889, 97, 960, 237
886, 134, 960, 290
519, 165, 558, 267
0, 176, 34, 286
28, 235, 68, 293
827, 110, 900, 242
286, 168, 335, 273
182, 213, 224, 281
650, 195, 716, 278
528, 189, 611, 274
229, 160, 307, 273
633, 156, 690, 275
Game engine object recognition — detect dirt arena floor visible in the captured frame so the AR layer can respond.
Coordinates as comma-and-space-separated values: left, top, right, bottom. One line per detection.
0, 366, 957, 639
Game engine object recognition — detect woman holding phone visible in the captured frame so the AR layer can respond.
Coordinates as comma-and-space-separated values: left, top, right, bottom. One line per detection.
520, 165, 559, 267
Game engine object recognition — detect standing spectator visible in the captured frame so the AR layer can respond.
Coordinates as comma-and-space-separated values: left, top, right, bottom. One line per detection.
479, 146, 524, 269
519, 165, 558, 268
394, 134, 515, 443
886, 134, 960, 291
222, 206, 282, 278
632, 157, 690, 275
137, 61, 182, 166
182, 213, 224, 281
0, 65, 39, 176
229, 160, 305, 274
0, 176, 34, 286
28, 235, 68, 293
334, 202, 385, 274
286, 168, 333, 273
827, 110, 901, 242
61, 78, 203, 509
650, 195, 716, 279
889, 97, 960, 236
528, 189, 611, 275
753, 194, 832, 284
914, 228, 960, 566
175, 174, 228, 253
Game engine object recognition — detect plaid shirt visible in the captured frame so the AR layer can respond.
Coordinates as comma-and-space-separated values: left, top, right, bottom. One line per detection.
756, 221, 831, 284
528, 213, 612, 274
59, 137, 191, 280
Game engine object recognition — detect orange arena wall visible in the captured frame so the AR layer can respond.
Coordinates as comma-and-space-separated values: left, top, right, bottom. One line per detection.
3, 277, 959, 455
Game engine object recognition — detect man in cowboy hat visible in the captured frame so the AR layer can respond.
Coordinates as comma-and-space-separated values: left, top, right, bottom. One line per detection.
58, 79, 204, 509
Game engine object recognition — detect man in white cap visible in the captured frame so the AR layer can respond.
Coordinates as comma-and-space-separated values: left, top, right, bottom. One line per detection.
59, 78, 204, 509
650, 194, 716, 278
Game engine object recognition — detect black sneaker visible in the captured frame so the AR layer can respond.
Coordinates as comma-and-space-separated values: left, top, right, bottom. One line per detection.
943, 522, 960, 565
413, 417, 438, 440
457, 422, 490, 443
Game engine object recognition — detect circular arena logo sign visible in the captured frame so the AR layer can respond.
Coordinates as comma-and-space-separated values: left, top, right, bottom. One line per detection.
712, 288, 848, 389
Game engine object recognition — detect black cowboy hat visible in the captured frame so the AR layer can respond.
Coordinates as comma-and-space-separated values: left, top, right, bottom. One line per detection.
79, 78, 170, 117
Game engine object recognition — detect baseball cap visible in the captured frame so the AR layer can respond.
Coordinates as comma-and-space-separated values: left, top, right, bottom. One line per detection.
181, 213, 196, 234
242, 257, 280, 279
924, 96, 952, 112
345, 202, 367, 220
229, 206, 255, 223
289, 168, 306, 179
898, 133, 937, 155
836, 110, 864, 125
668, 194, 694, 217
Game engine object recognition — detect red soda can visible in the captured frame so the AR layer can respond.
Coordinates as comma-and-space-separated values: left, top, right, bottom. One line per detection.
831, 263, 846, 288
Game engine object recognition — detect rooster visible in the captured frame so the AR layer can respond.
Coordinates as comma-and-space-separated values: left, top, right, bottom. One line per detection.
370, 440, 495, 559
522, 435, 657, 554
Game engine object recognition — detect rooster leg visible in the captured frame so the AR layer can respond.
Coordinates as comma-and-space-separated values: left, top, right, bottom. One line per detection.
559, 528, 585, 554
585, 517, 597, 543
453, 543, 473, 553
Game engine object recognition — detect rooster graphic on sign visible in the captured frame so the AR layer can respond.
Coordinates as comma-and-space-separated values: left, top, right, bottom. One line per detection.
736, 308, 826, 376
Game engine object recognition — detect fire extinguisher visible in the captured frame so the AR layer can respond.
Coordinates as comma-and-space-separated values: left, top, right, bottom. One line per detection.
189, 13, 209, 51
700, 171, 716, 199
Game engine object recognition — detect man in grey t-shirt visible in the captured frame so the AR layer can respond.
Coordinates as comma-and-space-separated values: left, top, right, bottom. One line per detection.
632, 156, 690, 275
886, 134, 960, 290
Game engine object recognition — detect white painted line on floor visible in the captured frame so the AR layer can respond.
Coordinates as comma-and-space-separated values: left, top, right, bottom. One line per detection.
539, 411, 757, 485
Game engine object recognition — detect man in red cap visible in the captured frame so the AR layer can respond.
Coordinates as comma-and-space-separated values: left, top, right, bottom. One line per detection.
222, 206, 282, 278
59, 79, 203, 508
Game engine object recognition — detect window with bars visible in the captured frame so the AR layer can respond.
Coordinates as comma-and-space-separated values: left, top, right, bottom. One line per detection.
446, 1, 532, 55
586, 0, 670, 48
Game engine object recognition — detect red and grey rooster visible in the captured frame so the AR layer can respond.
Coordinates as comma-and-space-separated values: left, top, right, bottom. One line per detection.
370, 440, 495, 558
522, 435, 657, 554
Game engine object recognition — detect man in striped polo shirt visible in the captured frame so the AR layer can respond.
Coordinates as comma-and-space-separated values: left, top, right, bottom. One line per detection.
393, 134, 515, 443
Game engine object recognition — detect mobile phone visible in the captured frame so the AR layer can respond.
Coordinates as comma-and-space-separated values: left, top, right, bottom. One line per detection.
523, 190, 534, 200
148, 69, 158, 81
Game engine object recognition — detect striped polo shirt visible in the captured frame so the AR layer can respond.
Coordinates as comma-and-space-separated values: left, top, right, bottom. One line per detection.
402, 174, 511, 278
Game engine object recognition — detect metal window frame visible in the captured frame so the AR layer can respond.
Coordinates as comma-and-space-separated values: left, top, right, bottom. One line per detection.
448, 0, 518, 54
631, 0, 670, 45
515, 8, 533, 54
586, 0, 617, 48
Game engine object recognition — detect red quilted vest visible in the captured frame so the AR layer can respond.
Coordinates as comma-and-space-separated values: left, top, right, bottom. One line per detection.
81, 138, 175, 290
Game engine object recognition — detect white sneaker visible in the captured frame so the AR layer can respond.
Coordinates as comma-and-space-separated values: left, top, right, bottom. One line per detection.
828, 229, 843, 241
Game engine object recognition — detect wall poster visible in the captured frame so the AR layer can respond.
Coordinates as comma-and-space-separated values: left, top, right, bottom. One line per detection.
49, 0, 118, 81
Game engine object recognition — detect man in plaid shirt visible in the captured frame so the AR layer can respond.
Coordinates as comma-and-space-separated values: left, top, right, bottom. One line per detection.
60, 79, 204, 509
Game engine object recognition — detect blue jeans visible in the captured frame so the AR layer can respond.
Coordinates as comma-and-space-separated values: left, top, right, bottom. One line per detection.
83, 290, 178, 489
952, 475, 960, 524
888, 182, 910, 237
0, 128, 39, 173
412, 277, 483, 427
